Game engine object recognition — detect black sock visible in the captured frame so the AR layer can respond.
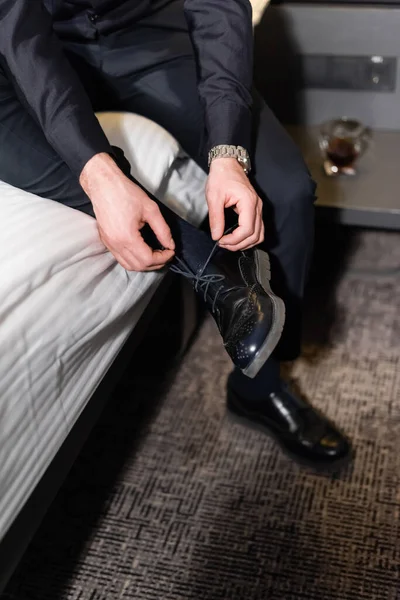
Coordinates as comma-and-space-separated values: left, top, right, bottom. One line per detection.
228, 357, 281, 402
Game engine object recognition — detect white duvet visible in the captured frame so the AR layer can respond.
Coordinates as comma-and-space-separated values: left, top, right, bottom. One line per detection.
0, 112, 207, 541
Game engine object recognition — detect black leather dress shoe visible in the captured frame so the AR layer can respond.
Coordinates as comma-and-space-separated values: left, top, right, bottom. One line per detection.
171, 246, 285, 378
227, 380, 352, 467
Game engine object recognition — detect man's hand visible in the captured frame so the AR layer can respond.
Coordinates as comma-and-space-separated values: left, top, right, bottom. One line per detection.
80, 153, 175, 271
206, 158, 264, 251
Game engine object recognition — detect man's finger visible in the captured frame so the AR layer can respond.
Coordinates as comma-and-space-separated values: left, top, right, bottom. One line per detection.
141, 257, 173, 272
126, 230, 170, 269
219, 203, 255, 246
223, 232, 259, 252
96, 234, 135, 270
253, 211, 263, 244
147, 248, 175, 268
219, 226, 251, 247
122, 246, 174, 271
145, 204, 175, 250
221, 215, 264, 251
257, 215, 265, 244
207, 193, 225, 240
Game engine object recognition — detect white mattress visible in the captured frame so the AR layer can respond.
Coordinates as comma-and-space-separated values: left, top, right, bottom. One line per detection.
0, 112, 207, 541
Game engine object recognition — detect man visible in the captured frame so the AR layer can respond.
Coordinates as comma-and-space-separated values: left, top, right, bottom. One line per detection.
0, 0, 350, 466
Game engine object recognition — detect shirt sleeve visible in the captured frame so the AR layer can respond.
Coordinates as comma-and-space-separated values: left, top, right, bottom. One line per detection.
183, 0, 253, 154
0, 0, 112, 176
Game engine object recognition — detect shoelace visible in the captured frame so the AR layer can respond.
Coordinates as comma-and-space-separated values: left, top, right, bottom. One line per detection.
170, 229, 242, 314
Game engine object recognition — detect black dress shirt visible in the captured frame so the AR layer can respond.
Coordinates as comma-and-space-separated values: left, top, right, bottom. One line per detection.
0, 0, 253, 175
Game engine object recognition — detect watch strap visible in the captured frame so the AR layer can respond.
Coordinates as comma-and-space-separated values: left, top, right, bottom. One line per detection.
208, 145, 251, 174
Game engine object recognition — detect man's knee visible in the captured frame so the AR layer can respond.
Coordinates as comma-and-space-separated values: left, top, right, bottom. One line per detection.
260, 164, 316, 252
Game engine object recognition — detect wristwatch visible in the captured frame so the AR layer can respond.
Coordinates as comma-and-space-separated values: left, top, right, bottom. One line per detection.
208, 145, 252, 175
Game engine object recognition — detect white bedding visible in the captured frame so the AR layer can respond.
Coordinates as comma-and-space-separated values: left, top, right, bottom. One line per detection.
251, 0, 270, 25
0, 112, 207, 541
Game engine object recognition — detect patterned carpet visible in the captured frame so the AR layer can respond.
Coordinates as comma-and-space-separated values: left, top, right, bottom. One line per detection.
3, 226, 400, 600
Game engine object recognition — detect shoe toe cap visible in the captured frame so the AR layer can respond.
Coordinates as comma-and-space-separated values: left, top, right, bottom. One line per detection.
315, 428, 352, 462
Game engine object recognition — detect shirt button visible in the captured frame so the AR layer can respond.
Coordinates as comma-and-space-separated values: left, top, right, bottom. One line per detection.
88, 13, 99, 23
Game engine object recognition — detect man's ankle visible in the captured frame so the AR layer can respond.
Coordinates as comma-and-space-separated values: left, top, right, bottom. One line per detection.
228, 358, 281, 402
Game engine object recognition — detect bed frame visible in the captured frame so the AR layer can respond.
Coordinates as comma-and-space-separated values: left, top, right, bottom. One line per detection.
0, 274, 199, 593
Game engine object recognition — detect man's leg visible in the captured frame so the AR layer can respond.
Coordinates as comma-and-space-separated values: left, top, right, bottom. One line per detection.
100, 30, 350, 465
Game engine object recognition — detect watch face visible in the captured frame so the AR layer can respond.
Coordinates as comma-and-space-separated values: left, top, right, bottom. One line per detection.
238, 156, 251, 173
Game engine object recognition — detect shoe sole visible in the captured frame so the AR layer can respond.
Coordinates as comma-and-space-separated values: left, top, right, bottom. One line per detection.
242, 249, 286, 379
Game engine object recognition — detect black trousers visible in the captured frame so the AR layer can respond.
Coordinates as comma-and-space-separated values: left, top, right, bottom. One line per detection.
0, 9, 316, 362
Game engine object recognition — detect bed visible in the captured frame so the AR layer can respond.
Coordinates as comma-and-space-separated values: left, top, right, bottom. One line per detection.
0, 112, 207, 590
